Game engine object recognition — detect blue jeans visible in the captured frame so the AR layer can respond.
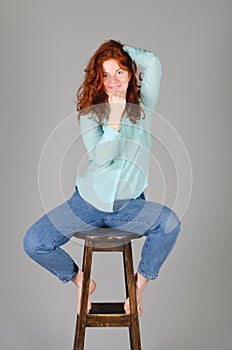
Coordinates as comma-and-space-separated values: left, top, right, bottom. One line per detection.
23, 186, 181, 283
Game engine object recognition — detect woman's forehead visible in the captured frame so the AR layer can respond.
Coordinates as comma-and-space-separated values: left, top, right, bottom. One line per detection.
102, 59, 122, 72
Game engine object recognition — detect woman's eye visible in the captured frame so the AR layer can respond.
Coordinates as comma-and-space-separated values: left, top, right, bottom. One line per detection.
117, 70, 124, 75
103, 73, 109, 78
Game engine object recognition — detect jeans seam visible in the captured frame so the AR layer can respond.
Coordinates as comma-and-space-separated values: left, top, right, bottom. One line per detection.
137, 267, 158, 280
105, 217, 151, 232
54, 249, 78, 282
137, 233, 150, 274
61, 270, 79, 284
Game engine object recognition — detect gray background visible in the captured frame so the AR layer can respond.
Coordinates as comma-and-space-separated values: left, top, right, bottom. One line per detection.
1, 0, 231, 349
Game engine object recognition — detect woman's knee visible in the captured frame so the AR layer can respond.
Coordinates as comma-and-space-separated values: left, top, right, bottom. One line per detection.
23, 226, 40, 258
23, 215, 69, 258
22, 218, 50, 258
162, 206, 181, 234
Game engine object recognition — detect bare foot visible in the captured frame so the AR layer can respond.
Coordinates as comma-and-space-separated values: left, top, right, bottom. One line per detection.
71, 270, 96, 315
124, 272, 149, 317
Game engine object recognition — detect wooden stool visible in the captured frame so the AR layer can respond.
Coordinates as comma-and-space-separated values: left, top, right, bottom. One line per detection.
72, 227, 142, 350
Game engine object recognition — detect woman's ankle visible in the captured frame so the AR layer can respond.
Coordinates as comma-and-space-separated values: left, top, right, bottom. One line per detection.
71, 269, 83, 287
136, 272, 149, 292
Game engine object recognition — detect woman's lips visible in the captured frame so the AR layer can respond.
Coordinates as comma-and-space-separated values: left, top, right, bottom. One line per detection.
108, 85, 121, 91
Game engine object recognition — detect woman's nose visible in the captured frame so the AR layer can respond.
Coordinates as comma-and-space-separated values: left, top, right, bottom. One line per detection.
109, 74, 117, 83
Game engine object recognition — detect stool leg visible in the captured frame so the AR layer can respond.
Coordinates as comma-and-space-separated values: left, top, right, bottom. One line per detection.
73, 240, 94, 350
123, 242, 142, 350
123, 252, 134, 349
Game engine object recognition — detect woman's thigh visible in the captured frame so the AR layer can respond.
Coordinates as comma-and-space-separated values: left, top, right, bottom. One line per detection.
23, 188, 105, 249
104, 198, 181, 236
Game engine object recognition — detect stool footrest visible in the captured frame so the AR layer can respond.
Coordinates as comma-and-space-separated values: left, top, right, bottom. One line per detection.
83, 302, 131, 327
90, 302, 125, 314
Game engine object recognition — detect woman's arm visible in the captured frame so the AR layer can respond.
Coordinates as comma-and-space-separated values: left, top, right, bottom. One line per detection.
123, 45, 163, 111
79, 114, 121, 167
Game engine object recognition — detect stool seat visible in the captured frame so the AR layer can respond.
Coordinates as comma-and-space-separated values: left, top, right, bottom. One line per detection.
73, 227, 142, 350
74, 227, 142, 249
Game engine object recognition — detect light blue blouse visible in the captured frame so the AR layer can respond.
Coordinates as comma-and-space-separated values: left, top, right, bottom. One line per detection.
75, 45, 162, 212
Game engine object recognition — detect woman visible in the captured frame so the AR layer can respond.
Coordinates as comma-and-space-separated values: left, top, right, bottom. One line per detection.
23, 39, 181, 316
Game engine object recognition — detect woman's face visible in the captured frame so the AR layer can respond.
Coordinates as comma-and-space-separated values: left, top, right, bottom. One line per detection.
102, 59, 130, 97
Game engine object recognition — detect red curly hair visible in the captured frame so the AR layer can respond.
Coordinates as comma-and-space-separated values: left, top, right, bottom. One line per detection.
76, 39, 144, 124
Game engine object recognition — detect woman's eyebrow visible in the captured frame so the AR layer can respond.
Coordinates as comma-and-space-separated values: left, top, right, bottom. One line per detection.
102, 67, 122, 73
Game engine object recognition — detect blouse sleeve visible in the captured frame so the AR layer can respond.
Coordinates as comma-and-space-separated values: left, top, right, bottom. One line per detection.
79, 114, 121, 166
123, 45, 163, 111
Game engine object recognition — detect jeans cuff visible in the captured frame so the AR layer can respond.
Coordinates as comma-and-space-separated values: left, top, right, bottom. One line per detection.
61, 267, 79, 284
137, 267, 158, 280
